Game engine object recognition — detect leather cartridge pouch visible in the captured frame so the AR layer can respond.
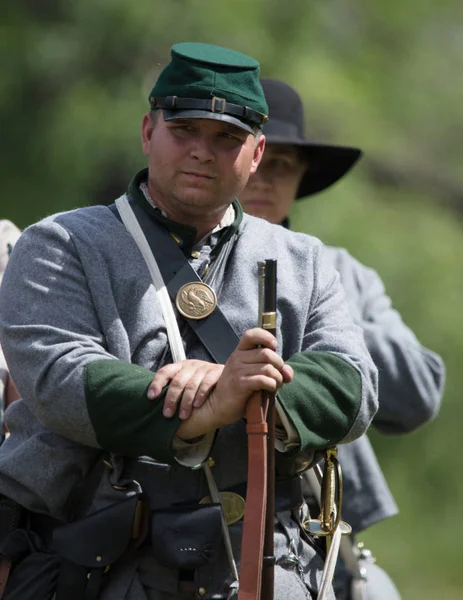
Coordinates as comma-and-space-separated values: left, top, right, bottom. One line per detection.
150, 503, 222, 569
52, 494, 146, 568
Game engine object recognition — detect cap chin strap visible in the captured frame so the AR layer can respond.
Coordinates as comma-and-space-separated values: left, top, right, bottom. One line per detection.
150, 95, 268, 127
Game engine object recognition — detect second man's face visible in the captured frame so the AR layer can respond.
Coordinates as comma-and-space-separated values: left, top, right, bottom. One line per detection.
239, 144, 307, 224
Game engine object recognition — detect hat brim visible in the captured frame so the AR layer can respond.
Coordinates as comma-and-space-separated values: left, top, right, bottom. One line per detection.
263, 134, 362, 198
162, 109, 255, 134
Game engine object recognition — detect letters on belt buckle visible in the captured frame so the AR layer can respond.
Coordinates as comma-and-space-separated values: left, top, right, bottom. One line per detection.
200, 491, 245, 526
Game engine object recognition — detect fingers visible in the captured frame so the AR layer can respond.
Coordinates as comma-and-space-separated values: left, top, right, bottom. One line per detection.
177, 365, 223, 420
235, 329, 286, 371
147, 363, 184, 400
237, 328, 277, 351
281, 364, 294, 383
162, 363, 205, 419
242, 346, 286, 371
147, 327, 293, 428
149, 360, 223, 420
191, 366, 224, 408
234, 363, 286, 392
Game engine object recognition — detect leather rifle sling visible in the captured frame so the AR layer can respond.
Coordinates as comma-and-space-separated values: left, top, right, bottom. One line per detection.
238, 259, 277, 600
260, 260, 277, 600
238, 394, 269, 600
262, 390, 276, 600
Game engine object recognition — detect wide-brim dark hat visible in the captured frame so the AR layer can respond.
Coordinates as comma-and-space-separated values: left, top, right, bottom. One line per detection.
261, 79, 362, 198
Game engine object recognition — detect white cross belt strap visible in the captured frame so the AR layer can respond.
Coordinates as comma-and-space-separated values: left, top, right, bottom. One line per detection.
115, 195, 185, 363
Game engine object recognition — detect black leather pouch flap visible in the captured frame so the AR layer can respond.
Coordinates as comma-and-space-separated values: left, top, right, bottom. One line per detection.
0, 496, 27, 543
52, 495, 140, 567
151, 503, 222, 569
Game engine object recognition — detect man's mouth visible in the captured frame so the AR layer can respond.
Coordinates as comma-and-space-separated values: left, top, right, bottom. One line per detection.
182, 171, 216, 180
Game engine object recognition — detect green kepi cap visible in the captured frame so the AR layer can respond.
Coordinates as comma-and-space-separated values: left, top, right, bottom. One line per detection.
148, 42, 269, 134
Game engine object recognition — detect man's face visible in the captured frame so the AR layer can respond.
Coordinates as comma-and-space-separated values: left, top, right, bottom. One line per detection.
141, 112, 265, 224
239, 144, 307, 224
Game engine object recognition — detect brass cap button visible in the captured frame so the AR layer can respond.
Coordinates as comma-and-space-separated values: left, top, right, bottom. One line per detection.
198, 587, 206, 597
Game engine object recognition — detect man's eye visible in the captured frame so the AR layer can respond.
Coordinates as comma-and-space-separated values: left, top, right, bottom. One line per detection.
220, 132, 240, 141
172, 124, 194, 133
271, 159, 290, 168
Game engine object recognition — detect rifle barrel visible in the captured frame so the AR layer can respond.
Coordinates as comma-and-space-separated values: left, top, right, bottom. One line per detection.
261, 259, 277, 600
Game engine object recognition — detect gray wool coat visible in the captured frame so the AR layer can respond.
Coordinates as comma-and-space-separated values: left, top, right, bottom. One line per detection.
325, 247, 445, 534
0, 202, 378, 599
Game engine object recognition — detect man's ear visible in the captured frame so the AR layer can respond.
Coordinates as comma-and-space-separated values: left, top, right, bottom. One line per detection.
141, 112, 154, 157
250, 134, 266, 175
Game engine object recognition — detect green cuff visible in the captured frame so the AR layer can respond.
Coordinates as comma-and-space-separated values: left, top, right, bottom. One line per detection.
275, 351, 362, 473
85, 359, 181, 464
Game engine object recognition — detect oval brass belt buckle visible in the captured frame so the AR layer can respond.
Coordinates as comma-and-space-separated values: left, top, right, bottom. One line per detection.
200, 491, 246, 526
175, 282, 217, 320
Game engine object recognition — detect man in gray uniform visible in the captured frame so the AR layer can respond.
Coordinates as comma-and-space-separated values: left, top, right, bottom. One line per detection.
239, 78, 445, 599
0, 44, 378, 599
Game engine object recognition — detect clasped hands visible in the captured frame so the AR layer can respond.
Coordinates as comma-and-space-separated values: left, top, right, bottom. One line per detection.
147, 328, 293, 440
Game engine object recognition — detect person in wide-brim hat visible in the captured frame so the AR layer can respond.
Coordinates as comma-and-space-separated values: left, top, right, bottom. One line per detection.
241, 79, 441, 600
239, 79, 362, 225
262, 78, 362, 199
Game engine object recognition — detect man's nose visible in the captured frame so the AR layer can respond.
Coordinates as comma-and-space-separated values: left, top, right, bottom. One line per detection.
189, 134, 215, 162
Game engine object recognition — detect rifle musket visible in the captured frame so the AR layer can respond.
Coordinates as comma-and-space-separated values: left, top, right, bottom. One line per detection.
238, 258, 277, 600
261, 312, 277, 330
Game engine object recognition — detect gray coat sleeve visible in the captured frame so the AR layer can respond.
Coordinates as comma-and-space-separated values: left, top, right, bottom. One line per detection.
327, 247, 445, 434
0, 218, 111, 448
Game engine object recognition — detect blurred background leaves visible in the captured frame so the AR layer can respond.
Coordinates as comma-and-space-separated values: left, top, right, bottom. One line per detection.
1, 1, 462, 597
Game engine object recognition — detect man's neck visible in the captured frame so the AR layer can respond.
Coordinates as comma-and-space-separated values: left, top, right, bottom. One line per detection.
141, 182, 234, 243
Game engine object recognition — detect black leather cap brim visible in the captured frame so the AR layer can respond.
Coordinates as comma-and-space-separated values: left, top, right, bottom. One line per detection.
162, 109, 255, 134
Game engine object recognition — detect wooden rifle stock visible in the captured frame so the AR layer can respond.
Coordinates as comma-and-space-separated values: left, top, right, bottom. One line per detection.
238, 260, 277, 600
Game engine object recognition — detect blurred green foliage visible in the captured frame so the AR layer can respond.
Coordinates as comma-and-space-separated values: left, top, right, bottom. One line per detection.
1, 2, 462, 598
